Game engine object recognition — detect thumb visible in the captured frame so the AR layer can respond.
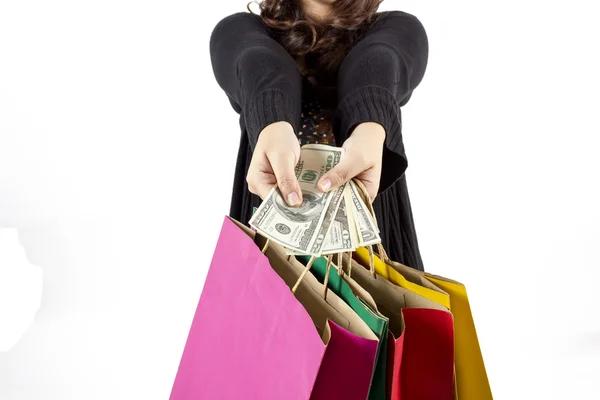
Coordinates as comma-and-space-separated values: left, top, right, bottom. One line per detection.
268, 153, 303, 207
318, 156, 363, 192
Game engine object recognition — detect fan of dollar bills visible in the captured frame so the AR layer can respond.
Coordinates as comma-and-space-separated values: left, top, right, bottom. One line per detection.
249, 144, 381, 257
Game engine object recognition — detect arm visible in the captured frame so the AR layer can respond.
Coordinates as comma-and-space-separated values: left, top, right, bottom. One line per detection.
334, 11, 429, 193
209, 12, 303, 150
210, 12, 304, 205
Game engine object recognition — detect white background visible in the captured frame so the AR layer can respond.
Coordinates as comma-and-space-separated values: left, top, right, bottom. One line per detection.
1, 0, 599, 398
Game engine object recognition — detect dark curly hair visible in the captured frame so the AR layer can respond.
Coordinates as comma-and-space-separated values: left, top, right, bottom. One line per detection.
249, 0, 382, 85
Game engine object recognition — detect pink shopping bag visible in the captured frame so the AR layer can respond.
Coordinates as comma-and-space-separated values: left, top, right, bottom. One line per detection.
170, 217, 378, 400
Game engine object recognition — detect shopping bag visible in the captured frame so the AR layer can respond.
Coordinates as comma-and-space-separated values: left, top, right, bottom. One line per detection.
297, 255, 389, 400
170, 216, 322, 399
355, 249, 460, 400
422, 274, 492, 400
356, 248, 492, 400
352, 180, 492, 400
345, 254, 455, 400
170, 216, 379, 400
260, 234, 379, 400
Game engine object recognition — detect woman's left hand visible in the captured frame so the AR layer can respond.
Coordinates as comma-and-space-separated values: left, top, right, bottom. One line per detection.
318, 122, 385, 202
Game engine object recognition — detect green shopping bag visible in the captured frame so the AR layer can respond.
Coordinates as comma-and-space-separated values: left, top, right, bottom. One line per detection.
296, 255, 389, 400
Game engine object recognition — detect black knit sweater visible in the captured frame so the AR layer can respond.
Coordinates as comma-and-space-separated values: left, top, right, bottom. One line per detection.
209, 11, 429, 270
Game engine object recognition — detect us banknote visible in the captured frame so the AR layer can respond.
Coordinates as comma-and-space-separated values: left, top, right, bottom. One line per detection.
319, 183, 358, 254
348, 180, 381, 247
249, 144, 344, 256
285, 180, 380, 255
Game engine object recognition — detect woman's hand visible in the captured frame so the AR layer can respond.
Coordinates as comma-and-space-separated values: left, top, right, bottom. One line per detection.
247, 121, 303, 206
318, 122, 385, 201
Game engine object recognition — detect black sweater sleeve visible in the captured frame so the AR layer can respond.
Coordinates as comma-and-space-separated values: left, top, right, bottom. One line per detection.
335, 11, 429, 192
209, 12, 302, 149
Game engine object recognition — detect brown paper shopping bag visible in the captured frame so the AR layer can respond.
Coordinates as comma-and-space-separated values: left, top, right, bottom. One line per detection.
246, 220, 380, 400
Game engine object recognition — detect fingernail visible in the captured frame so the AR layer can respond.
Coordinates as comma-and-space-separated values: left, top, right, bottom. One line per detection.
320, 178, 331, 192
287, 192, 301, 206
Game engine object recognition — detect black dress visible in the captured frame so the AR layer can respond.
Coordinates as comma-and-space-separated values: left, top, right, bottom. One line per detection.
210, 11, 429, 271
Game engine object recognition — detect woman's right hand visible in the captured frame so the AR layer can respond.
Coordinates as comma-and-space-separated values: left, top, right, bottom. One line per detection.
247, 121, 303, 207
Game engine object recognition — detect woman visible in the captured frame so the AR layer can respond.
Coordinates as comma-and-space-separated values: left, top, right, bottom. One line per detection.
210, 0, 428, 270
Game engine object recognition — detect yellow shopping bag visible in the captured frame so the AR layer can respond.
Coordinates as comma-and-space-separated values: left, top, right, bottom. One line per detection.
423, 274, 492, 400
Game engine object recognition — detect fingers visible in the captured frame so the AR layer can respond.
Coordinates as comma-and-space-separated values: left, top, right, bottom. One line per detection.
268, 152, 302, 207
318, 154, 365, 193
246, 167, 276, 200
362, 180, 379, 203
247, 122, 302, 205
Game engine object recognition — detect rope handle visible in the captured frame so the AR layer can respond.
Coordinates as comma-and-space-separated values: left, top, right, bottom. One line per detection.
333, 251, 353, 279
259, 237, 333, 300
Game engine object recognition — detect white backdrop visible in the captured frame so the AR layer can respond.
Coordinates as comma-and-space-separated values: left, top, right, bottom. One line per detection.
1, 0, 599, 399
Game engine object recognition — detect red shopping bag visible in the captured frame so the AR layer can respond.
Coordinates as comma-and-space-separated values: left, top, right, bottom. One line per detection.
345, 254, 455, 400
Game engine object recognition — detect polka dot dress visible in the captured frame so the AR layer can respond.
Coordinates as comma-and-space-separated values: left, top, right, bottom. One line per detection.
297, 79, 336, 147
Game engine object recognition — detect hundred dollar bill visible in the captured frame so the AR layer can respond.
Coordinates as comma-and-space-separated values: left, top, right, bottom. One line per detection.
344, 183, 362, 243
249, 144, 344, 255
319, 183, 357, 254
348, 180, 381, 246
310, 181, 347, 255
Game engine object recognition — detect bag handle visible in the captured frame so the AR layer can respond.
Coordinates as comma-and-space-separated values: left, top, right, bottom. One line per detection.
258, 236, 334, 300
332, 251, 354, 280
260, 238, 270, 254
350, 179, 390, 276
292, 253, 334, 300
335, 252, 354, 278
